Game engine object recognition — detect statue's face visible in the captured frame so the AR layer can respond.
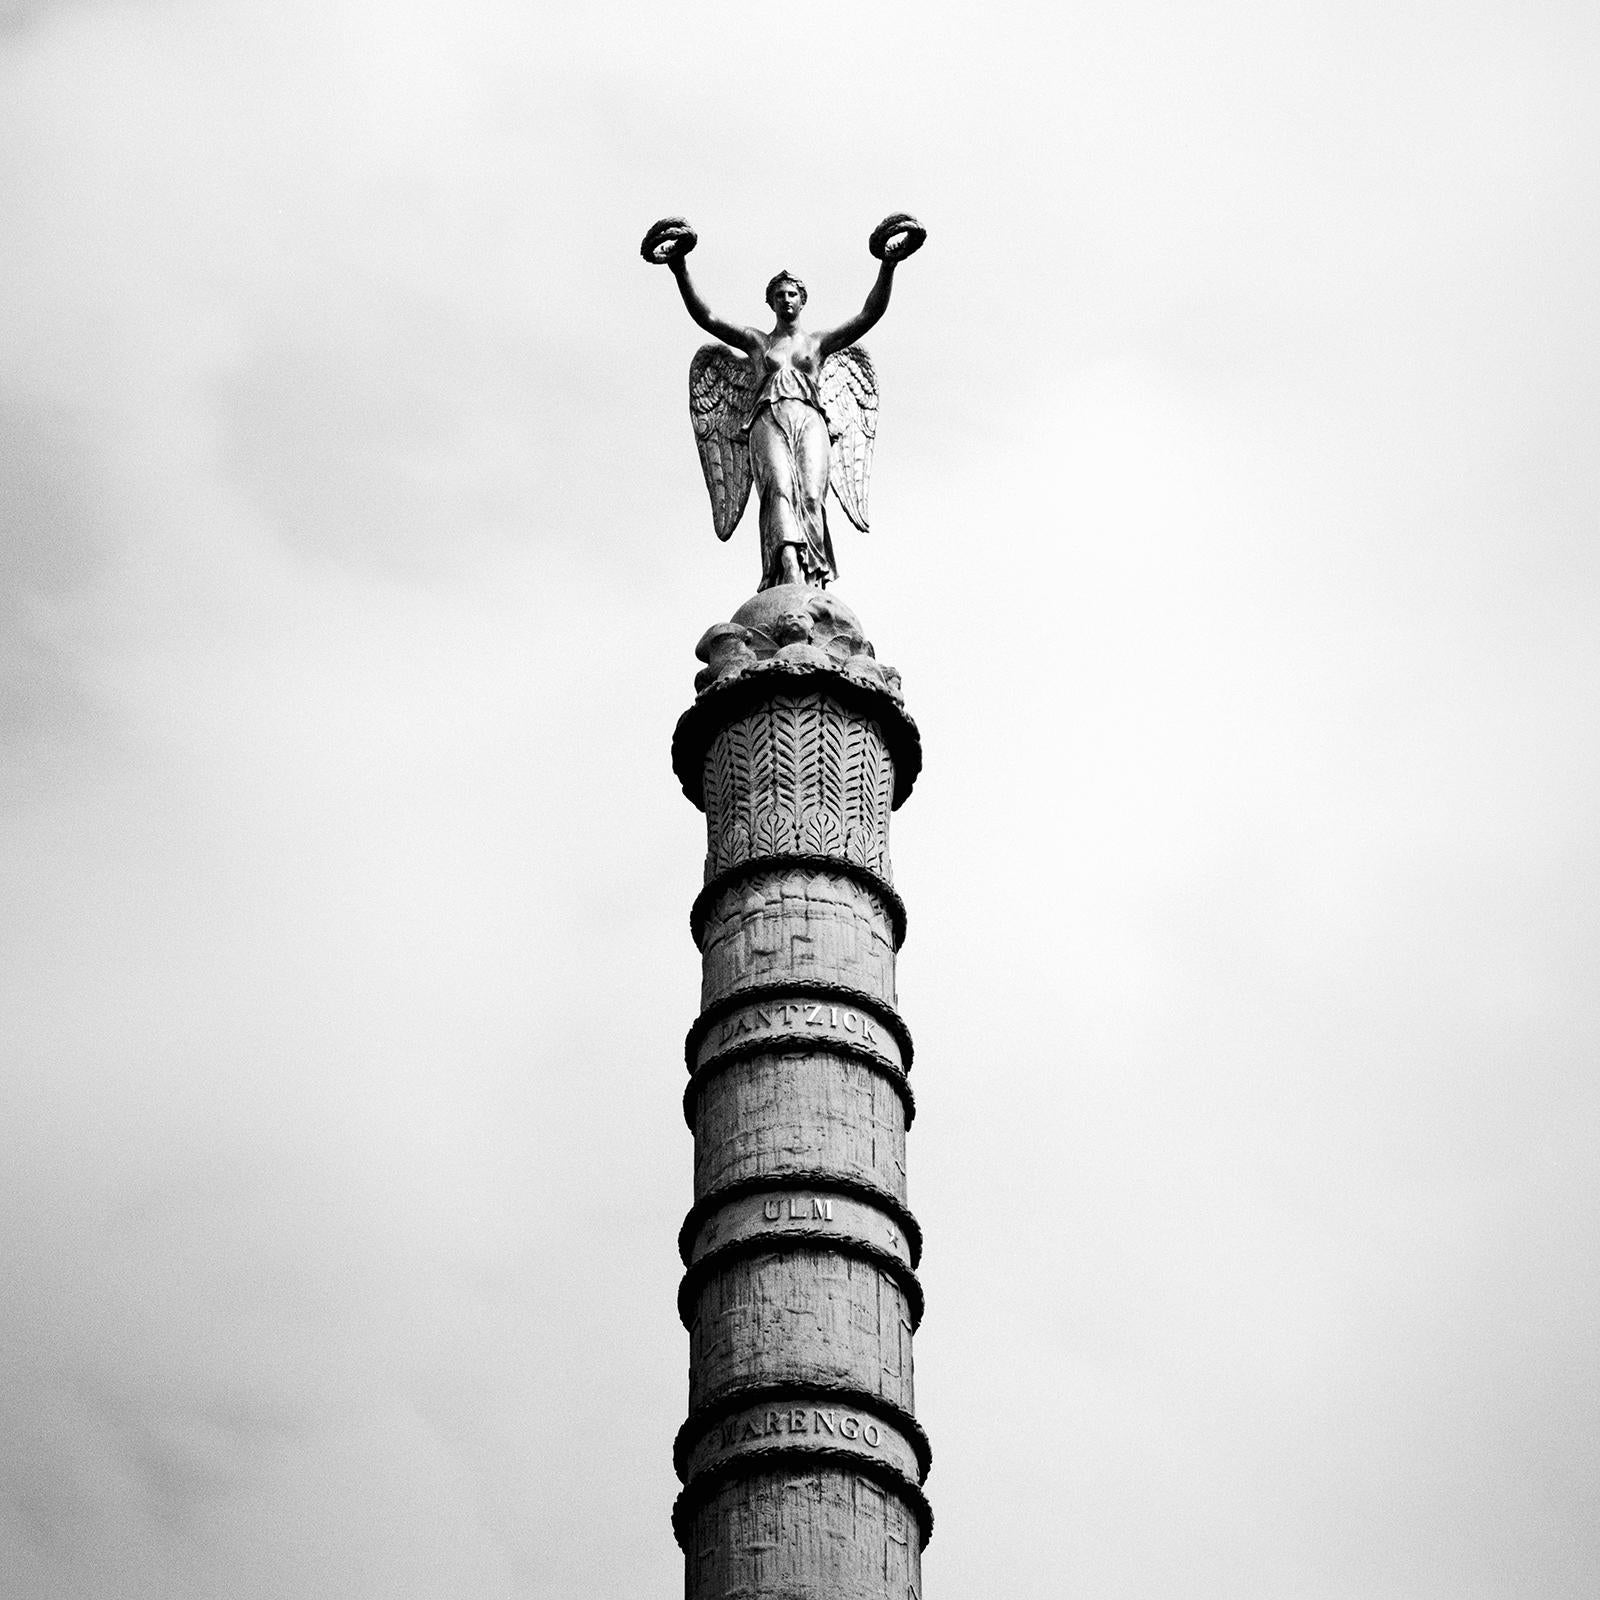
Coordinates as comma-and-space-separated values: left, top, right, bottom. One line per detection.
768, 281, 804, 319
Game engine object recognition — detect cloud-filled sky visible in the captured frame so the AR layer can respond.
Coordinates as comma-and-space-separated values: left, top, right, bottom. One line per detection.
2, 1, 1598, 1595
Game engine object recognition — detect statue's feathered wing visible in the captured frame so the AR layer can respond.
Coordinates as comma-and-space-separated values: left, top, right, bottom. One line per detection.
821, 345, 878, 534
689, 344, 755, 541
689, 340, 879, 542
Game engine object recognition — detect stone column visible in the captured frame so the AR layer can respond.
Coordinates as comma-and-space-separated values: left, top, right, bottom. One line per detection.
670, 584, 931, 1600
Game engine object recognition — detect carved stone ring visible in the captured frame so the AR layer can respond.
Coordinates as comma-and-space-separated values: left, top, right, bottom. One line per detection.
869, 213, 926, 262
642, 217, 699, 264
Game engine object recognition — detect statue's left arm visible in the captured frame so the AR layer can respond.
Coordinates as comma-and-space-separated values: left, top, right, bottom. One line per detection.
818, 259, 897, 357
818, 214, 926, 357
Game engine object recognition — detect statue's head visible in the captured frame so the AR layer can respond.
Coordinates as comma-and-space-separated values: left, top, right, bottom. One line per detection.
765, 271, 807, 315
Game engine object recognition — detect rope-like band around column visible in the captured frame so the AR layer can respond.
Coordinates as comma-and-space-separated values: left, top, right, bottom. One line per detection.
677, 1231, 925, 1330
685, 979, 914, 1071
677, 1170, 923, 1267
671, 1445, 934, 1550
690, 853, 909, 951
673, 1378, 934, 1482
682, 1034, 916, 1129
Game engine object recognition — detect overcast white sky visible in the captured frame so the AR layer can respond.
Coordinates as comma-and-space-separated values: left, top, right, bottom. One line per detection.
2, 1, 1598, 1596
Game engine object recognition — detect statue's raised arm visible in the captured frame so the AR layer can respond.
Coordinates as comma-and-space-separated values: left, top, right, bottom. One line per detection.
642, 218, 752, 353
642, 213, 925, 592
818, 214, 926, 356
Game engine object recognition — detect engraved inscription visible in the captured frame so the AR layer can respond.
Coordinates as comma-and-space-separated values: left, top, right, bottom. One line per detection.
686, 1190, 914, 1274
707, 1407, 885, 1457
761, 1196, 835, 1222
716, 1000, 880, 1050
696, 989, 906, 1079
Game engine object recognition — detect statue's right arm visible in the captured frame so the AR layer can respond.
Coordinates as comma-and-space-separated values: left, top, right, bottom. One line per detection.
671, 258, 751, 351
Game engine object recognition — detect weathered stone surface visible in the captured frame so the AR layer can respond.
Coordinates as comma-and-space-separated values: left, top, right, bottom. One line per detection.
686, 1249, 916, 1414
675, 600, 928, 1596
692, 1051, 908, 1205
698, 870, 899, 1009
681, 1471, 923, 1600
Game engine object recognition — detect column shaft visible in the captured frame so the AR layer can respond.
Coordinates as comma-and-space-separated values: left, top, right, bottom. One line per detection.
671, 591, 929, 1600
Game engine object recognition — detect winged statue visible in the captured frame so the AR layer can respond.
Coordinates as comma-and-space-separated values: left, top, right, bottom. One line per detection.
642, 214, 926, 591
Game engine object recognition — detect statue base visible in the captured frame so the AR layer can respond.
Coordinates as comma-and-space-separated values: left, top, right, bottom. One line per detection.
672, 586, 921, 810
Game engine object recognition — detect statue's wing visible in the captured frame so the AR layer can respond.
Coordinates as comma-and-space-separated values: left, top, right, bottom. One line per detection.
820, 345, 879, 534
689, 344, 755, 542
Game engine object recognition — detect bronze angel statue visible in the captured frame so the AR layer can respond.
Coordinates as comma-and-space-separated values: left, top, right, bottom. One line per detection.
642, 213, 926, 590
